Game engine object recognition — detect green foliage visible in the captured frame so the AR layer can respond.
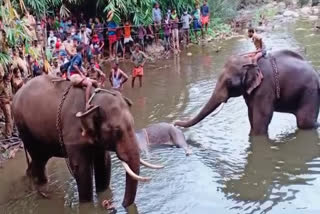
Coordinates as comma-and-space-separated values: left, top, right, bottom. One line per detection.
299, 0, 310, 7
101, 0, 195, 25
13, 0, 82, 17
0, 52, 12, 65
209, 0, 239, 22
252, 7, 277, 27
0, 0, 30, 65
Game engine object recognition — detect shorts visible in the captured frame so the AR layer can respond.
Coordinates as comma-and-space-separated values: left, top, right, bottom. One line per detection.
201, 16, 209, 25
172, 29, 179, 41
154, 21, 161, 32
193, 19, 202, 31
93, 48, 101, 55
133, 66, 144, 77
124, 36, 134, 44
109, 35, 117, 45
70, 74, 85, 86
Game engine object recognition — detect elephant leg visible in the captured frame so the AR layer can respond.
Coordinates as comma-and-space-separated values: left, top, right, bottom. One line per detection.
94, 151, 111, 193
23, 139, 50, 185
68, 147, 93, 202
248, 100, 274, 136
27, 156, 50, 185
296, 94, 319, 129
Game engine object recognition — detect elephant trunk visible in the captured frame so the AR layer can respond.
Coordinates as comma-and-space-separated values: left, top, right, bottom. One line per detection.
175, 92, 225, 128
116, 130, 141, 208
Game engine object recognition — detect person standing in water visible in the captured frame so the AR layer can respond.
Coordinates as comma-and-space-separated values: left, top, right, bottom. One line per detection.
131, 44, 151, 88
247, 28, 266, 65
109, 61, 128, 91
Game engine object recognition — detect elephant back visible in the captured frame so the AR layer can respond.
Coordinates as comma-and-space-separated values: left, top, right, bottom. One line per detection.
13, 76, 83, 148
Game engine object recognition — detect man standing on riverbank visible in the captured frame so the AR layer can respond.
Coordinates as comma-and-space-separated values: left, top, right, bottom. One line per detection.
152, 2, 162, 45
107, 11, 117, 59
201, 0, 210, 38
0, 64, 13, 139
181, 10, 193, 46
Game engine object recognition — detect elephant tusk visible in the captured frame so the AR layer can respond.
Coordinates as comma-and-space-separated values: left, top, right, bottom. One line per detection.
121, 161, 151, 182
140, 159, 164, 169
211, 103, 225, 116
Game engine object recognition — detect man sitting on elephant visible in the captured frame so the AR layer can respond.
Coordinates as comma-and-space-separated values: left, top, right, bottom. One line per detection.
247, 28, 267, 65
135, 122, 192, 156
68, 45, 98, 110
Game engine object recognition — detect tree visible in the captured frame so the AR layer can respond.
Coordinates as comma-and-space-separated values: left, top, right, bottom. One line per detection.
0, 0, 30, 65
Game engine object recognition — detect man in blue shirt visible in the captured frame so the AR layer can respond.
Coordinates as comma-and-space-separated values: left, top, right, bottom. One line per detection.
107, 11, 117, 59
200, 0, 210, 38
68, 45, 98, 110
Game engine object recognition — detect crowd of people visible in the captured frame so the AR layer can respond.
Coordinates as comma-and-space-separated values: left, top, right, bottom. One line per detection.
0, 1, 212, 139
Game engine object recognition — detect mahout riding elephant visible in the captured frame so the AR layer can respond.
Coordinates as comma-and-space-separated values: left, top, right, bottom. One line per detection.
135, 122, 192, 155
175, 50, 320, 136
12, 75, 163, 207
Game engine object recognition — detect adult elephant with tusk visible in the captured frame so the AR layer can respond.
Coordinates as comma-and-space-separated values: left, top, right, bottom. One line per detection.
175, 50, 320, 136
12, 75, 162, 207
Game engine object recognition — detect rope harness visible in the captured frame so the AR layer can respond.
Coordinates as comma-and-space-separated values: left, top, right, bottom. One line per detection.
270, 55, 281, 99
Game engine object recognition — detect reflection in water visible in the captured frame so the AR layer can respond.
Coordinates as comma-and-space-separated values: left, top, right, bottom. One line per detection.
223, 130, 320, 213
1, 20, 320, 214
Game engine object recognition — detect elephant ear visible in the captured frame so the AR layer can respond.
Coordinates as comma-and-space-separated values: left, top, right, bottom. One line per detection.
242, 64, 264, 95
76, 106, 100, 144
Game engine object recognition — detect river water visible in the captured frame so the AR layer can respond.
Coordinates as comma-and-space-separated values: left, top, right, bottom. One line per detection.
1, 20, 320, 214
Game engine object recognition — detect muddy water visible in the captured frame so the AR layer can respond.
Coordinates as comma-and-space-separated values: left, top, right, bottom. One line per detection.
1, 20, 320, 214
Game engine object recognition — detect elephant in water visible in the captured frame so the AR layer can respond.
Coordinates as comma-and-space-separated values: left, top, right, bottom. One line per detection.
12, 75, 163, 207
135, 123, 192, 156
175, 50, 320, 136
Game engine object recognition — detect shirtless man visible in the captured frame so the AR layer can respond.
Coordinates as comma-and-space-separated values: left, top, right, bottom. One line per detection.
109, 61, 128, 91
68, 45, 98, 110
247, 28, 267, 65
131, 44, 151, 88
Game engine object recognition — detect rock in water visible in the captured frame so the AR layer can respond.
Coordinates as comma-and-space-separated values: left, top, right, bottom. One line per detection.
283, 10, 299, 18
301, 7, 312, 16
187, 52, 192, 56
309, 16, 319, 21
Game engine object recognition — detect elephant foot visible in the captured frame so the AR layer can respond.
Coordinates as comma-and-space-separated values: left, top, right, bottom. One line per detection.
27, 160, 49, 185
249, 128, 268, 136
96, 183, 108, 193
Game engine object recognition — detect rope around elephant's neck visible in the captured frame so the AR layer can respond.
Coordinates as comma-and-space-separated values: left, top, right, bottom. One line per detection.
56, 83, 74, 177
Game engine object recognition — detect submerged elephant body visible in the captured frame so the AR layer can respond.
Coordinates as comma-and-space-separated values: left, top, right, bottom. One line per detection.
135, 123, 191, 155
176, 50, 320, 135
13, 75, 156, 207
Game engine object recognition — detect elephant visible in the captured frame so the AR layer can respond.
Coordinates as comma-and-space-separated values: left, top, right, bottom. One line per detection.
12, 75, 163, 207
175, 50, 320, 136
135, 122, 192, 156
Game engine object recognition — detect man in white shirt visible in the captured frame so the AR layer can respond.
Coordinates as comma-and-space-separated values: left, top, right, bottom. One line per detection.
48, 30, 57, 47
79, 24, 92, 45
